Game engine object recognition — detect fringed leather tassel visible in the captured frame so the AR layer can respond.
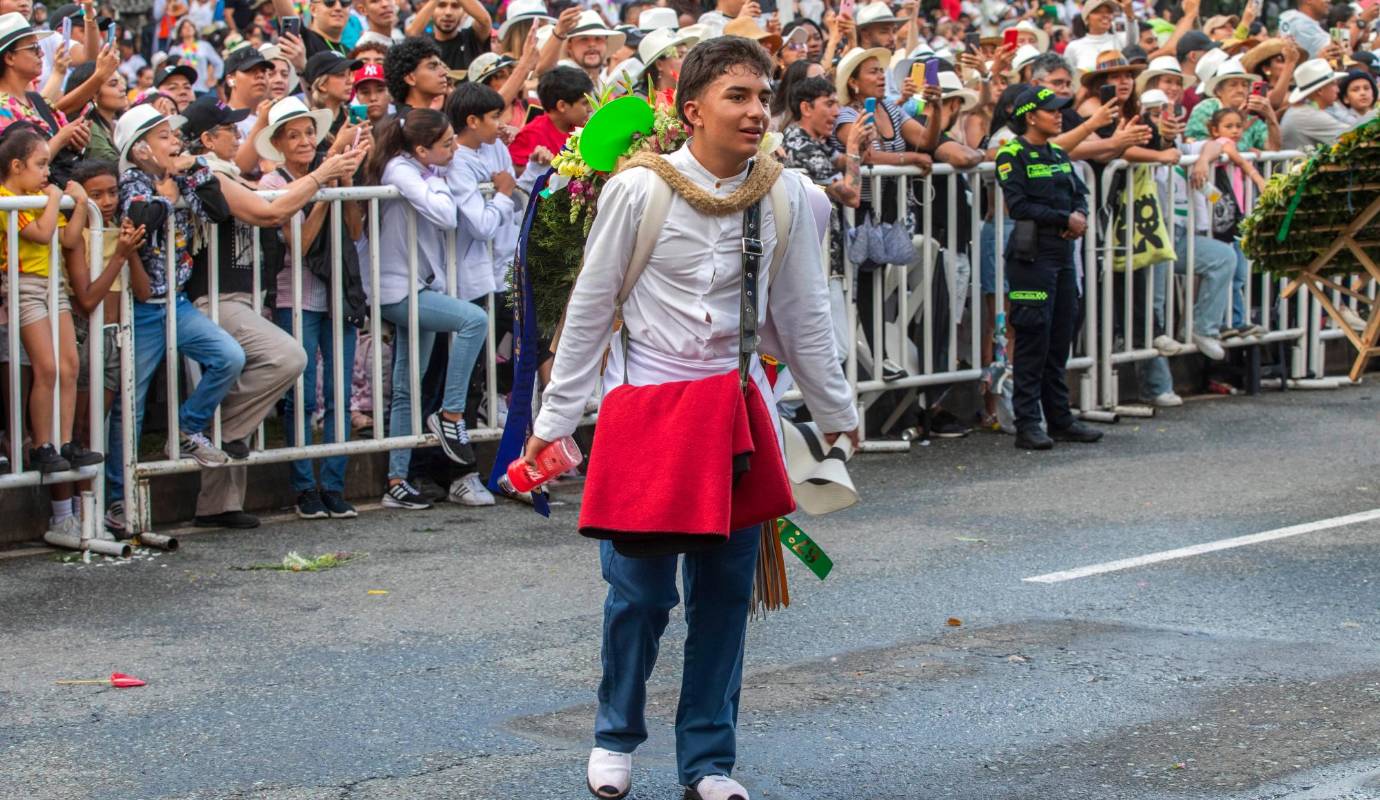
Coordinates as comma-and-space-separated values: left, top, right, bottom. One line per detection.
751, 520, 790, 619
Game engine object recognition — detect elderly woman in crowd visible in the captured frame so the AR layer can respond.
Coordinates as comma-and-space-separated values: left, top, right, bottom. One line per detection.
1185, 55, 1281, 149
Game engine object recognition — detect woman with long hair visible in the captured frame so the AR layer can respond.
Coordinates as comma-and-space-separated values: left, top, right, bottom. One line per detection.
770, 58, 824, 131
172, 17, 222, 93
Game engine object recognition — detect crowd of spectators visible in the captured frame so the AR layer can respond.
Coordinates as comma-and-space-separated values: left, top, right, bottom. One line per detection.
0, 0, 1375, 545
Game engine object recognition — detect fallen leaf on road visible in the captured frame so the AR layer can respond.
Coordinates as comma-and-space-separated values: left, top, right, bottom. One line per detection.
367, 589, 389, 596
953, 536, 987, 543
946, 617, 962, 627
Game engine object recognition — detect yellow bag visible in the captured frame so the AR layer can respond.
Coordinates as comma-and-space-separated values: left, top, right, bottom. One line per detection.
1111, 166, 1175, 271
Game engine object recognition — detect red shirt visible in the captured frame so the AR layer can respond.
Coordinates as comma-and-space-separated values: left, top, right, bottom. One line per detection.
509, 114, 570, 168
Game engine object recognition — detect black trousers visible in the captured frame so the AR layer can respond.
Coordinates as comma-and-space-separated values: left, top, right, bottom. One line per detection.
1007, 255, 1079, 434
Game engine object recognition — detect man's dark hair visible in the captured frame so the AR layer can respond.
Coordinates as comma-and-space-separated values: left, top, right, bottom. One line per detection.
383, 36, 444, 105
675, 37, 773, 124
446, 82, 506, 131
537, 66, 594, 111
70, 160, 119, 184
787, 76, 835, 121
349, 39, 390, 62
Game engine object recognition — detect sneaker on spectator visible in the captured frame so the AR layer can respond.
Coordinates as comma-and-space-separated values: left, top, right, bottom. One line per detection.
60, 441, 103, 468
320, 491, 357, 519
383, 480, 432, 510
1339, 305, 1368, 331
449, 472, 496, 506
105, 500, 126, 537
881, 358, 908, 381
1146, 391, 1184, 408
1152, 335, 1185, 356
926, 409, 971, 439
194, 510, 260, 529
169, 431, 230, 467
30, 443, 70, 473
413, 476, 449, 504
222, 438, 251, 460
1192, 333, 1226, 361
426, 411, 476, 466
295, 490, 328, 520
43, 515, 82, 548
0, 450, 8, 472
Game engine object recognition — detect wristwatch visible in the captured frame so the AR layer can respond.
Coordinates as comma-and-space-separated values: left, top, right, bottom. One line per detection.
194, 156, 208, 170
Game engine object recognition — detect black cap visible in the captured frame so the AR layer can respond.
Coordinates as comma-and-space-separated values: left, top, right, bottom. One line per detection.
63, 59, 95, 93
1012, 85, 1070, 118
50, 4, 114, 31
1176, 30, 1216, 61
224, 45, 271, 74
303, 51, 362, 84
179, 94, 252, 139
1352, 50, 1378, 69
155, 62, 198, 87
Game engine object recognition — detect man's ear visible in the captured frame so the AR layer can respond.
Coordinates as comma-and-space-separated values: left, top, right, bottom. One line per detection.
682, 98, 701, 128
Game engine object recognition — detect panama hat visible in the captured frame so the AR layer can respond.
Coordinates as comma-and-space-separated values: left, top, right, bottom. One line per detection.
723, 15, 782, 53
1202, 55, 1261, 98
1008, 44, 1042, 79
937, 70, 979, 111
1240, 36, 1288, 74
1013, 19, 1049, 52
780, 421, 858, 516
1190, 46, 1230, 88
1289, 58, 1348, 104
1201, 14, 1239, 38
1139, 87, 1169, 109
462, 51, 516, 84
1081, 50, 1144, 82
637, 25, 698, 66
254, 96, 333, 162
114, 104, 185, 169
855, 1, 908, 27
1135, 54, 1183, 91
637, 6, 679, 32
836, 46, 892, 101
566, 10, 625, 52
497, 0, 554, 40
0, 11, 52, 55
1080, 0, 1119, 23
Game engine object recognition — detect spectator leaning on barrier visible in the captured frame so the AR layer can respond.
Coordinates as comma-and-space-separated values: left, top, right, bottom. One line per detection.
1202, 104, 1267, 340
781, 74, 865, 282
250, 95, 372, 521
104, 104, 243, 535
1280, 58, 1360, 150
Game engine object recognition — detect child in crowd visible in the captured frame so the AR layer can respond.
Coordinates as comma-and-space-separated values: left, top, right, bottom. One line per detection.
509, 65, 593, 184
444, 81, 519, 507
0, 123, 102, 479
1205, 107, 1267, 339
364, 107, 487, 511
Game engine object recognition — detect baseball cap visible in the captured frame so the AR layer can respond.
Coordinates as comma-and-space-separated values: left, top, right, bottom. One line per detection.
179, 94, 252, 140
353, 62, 385, 86
224, 45, 271, 74
303, 51, 363, 84
1176, 30, 1217, 61
154, 62, 198, 88
1012, 85, 1071, 118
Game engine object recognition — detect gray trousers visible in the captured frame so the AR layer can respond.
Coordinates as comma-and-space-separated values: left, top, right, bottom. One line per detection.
192, 293, 307, 516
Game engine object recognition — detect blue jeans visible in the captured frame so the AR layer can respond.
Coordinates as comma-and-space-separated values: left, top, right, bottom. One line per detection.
106, 294, 246, 502
1173, 229, 1234, 338
274, 309, 357, 493
979, 218, 1015, 295
1226, 239, 1250, 329
595, 526, 761, 787
380, 289, 487, 480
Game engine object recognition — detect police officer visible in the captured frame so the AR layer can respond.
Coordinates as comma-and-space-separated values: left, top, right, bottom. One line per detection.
995, 86, 1104, 450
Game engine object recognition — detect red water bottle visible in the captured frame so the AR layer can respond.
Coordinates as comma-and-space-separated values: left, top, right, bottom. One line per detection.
505, 436, 583, 493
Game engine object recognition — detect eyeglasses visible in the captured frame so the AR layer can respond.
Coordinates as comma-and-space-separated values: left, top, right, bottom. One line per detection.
9, 44, 41, 56
318, 0, 352, 8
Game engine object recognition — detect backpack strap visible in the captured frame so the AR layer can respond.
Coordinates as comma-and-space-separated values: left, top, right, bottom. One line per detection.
766, 174, 792, 283
615, 168, 673, 306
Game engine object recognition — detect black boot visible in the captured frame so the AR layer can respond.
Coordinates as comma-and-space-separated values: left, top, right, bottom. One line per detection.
1050, 421, 1104, 443
1015, 428, 1054, 450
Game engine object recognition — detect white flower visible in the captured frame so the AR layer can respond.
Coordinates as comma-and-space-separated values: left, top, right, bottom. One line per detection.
758, 131, 783, 155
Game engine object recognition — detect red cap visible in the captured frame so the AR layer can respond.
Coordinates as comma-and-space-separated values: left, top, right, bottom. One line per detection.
353, 63, 385, 85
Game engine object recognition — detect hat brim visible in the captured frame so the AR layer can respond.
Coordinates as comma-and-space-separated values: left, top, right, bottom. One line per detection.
254, 107, 335, 162
117, 113, 186, 168
1135, 67, 1183, 91
1083, 62, 1145, 81
1203, 70, 1262, 98
469, 58, 517, 83
0, 25, 54, 55
497, 12, 554, 40
567, 24, 626, 53
638, 31, 699, 69
943, 88, 980, 112
1240, 39, 1286, 73
1289, 70, 1348, 104
156, 65, 198, 87
836, 47, 893, 101
780, 421, 857, 516
1079, 0, 1118, 22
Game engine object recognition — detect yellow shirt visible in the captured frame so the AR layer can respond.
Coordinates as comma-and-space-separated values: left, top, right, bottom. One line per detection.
0, 185, 64, 278
82, 227, 123, 292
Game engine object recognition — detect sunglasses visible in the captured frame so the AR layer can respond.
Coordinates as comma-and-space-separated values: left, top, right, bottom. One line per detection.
318, 0, 352, 7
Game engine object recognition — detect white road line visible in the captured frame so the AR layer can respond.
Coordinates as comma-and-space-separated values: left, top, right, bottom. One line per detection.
1024, 508, 1380, 584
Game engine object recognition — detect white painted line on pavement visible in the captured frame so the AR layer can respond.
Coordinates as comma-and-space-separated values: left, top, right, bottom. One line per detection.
1024, 508, 1380, 584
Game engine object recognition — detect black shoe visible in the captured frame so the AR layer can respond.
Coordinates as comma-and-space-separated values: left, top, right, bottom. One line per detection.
926, 410, 971, 439
426, 411, 477, 467
30, 443, 70, 473
60, 441, 104, 468
1015, 428, 1054, 450
320, 491, 357, 519
1050, 421, 1104, 443
0, 451, 8, 472
194, 510, 260, 529
222, 438, 251, 460
295, 490, 328, 520
382, 480, 432, 510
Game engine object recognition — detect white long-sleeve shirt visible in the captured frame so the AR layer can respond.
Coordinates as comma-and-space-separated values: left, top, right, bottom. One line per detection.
366, 155, 457, 306
533, 145, 858, 442
449, 141, 517, 301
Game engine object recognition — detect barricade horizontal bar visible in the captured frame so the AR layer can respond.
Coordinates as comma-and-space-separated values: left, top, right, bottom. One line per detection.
0, 465, 101, 490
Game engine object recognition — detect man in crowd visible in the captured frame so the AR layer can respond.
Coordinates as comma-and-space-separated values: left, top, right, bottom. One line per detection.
383, 35, 448, 112
222, 45, 276, 172
154, 61, 197, 110
273, 0, 352, 57
1280, 57, 1357, 149
540, 7, 623, 86
353, 61, 390, 123
357, 0, 404, 45
405, 0, 491, 71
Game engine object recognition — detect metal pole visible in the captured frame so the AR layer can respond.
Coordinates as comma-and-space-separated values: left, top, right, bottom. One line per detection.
406, 208, 421, 437
369, 199, 383, 441
290, 213, 305, 449
164, 213, 179, 460
330, 199, 346, 445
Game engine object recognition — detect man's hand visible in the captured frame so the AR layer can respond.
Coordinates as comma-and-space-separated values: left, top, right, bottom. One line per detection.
921, 83, 941, 105
117, 220, 146, 255
1158, 146, 1182, 166
956, 51, 986, 78
1157, 109, 1185, 141
1086, 98, 1118, 129
823, 428, 860, 449
1190, 156, 1211, 188
555, 6, 581, 37
899, 76, 918, 103
279, 32, 307, 73
1182, 0, 1201, 20
522, 435, 550, 466
1246, 93, 1276, 122
1064, 210, 1087, 239
736, 0, 761, 19
1112, 117, 1152, 150
529, 145, 555, 166
492, 170, 516, 196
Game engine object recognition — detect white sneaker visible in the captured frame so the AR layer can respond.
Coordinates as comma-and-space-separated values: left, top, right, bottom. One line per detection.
1192, 333, 1226, 361
43, 515, 82, 549
586, 747, 631, 799
1148, 391, 1183, 408
688, 775, 749, 800
1339, 304, 1368, 331
169, 431, 229, 467
448, 472, 495, 506
1152, 335, 1185, 356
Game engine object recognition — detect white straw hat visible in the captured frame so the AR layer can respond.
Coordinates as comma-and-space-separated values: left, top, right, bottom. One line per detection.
114, 104, 186, 170
836, 46, 892, 101
497, 0, 555, 40
937, 70, 979, 111
637, 6, 680, 32
254, 96, 334, 162
1289, 57, 1348, 104
566, 10, 625, 52
1136, 54, 1182, 92
1202, 55, 1262, 99
780, 421, 858, 516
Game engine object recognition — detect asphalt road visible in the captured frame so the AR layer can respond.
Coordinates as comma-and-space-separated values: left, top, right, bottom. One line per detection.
2, 385, 1379, 800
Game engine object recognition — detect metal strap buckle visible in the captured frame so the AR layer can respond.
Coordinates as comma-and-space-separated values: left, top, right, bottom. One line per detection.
741, 237, 764, 257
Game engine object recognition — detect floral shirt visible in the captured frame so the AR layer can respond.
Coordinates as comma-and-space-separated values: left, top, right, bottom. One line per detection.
119, 165, 223, 299
0, 91, 67, 137
782, 123, 847, 276
1185, 98, 1270, 150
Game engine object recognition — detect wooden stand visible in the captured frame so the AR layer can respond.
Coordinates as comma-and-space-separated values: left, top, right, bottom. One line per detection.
1280, 196, 1380, 381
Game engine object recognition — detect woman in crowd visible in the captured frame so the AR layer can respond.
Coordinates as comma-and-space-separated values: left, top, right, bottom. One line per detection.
66, 60, 127, 163
771, 58, 826, 131
1185, 55, 1281, 150
785, 18, 825, 63
172, 17, 222, 94
260, 41, 299, 100
1240, 37, 1299, 114
364, 108, 487, 511
635, 26, 696, 98
0, 13, 89, 184
305, 51, 360, 152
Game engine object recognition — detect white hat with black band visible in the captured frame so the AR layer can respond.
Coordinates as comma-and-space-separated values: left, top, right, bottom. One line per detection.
497, 0, 555, 41
114, 104, 186, 171
253, 96, 334, 162
567, 10, 626, 53
780, 421, 858, 516
1289, 57, 1348, 104
0, 12, 53, 56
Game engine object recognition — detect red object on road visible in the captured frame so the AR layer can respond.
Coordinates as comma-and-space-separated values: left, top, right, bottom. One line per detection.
56, 672, 147, 688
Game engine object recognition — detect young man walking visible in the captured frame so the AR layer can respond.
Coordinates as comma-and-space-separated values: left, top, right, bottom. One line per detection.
524, 37, 857, 800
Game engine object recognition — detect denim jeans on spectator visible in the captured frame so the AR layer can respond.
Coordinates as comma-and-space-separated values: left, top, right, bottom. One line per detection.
380, 288, 487, 481
106, 294, 246, 503
274, 309, 357, 494
1227, 239, 1250, 329
1174, 228, 1233, 338
979, 218, 1015, 295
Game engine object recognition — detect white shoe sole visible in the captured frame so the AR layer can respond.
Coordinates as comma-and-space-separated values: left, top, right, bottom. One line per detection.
450, 494, 496, 507
381, 495, 431, 510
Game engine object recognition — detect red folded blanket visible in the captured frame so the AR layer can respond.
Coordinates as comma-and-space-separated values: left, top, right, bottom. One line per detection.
579, 371, 795, 544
